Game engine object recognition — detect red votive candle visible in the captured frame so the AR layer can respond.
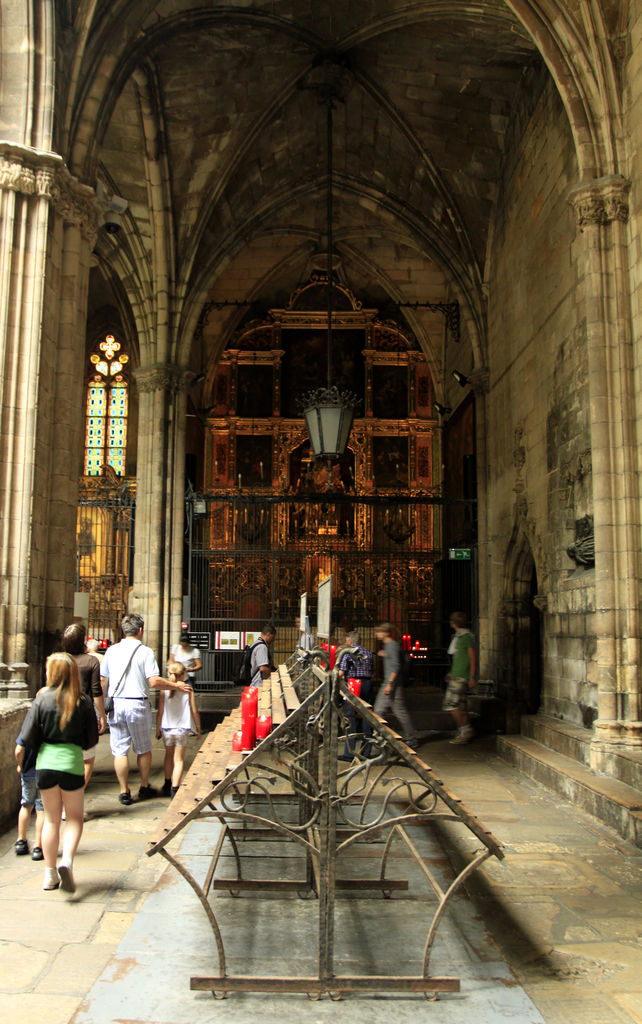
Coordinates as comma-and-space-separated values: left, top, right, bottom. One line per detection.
256, 713, 272, 740
347, 677, 361, 697
232, 731, 243, 751
241, 686, 259, 722
240, 715, 256, 750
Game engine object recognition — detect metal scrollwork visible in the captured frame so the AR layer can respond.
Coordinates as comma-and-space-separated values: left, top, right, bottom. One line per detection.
148, 656, 504, 1000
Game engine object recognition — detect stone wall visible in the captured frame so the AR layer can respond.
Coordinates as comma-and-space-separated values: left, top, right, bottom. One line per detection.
0, 699, 30, 832
626, 7, 642, 484
484, 74, 595, 726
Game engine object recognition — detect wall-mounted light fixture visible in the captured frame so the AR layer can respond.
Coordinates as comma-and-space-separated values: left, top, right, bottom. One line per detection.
433, 401, 451, 417
452, 370, 469, 387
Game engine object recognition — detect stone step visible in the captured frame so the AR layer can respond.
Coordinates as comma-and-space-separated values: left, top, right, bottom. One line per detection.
497, 732, 642, 847
520, 713, 593, 765
520, 713, 642, 790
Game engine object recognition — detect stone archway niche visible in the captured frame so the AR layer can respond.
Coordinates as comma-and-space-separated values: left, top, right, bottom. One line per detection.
500, 525, 542, 732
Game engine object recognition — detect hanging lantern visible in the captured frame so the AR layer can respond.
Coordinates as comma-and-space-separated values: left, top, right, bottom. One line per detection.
301, 385, 359, 461
298, 59, 359, 462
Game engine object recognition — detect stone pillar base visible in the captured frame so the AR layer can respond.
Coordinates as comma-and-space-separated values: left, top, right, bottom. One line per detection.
0, 663, 30, 699
590, 720, 642, 774
592, 719, 642, 745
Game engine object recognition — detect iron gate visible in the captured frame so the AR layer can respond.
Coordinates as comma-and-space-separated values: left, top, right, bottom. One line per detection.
75, 477, 136, 641
184, 492, 476, 687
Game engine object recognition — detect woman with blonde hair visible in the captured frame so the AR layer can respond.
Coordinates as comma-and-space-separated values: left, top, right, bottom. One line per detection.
20, 652, 98, 892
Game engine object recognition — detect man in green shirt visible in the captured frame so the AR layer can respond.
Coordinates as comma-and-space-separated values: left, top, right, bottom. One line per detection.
443, 611, 475, 744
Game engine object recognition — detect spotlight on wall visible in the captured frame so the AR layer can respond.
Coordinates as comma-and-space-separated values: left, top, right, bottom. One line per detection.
452, 370, 469, 387
433, 401, 451, 417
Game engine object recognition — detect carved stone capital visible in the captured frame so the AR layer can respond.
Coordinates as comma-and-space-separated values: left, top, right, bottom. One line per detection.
134, 364, 195, 395
568, 175, 630, 232
0, 143, 102, 243
0, 143, 60, 194
52, 166, 102, 243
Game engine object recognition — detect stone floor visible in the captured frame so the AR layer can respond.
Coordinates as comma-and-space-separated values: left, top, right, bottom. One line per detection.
1, 731, 642, 1023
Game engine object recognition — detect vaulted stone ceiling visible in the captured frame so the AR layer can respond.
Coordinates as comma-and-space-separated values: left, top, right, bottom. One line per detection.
75, 2, 544, 384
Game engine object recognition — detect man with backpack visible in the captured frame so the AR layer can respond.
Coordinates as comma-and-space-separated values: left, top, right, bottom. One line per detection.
249, 623, 276, 688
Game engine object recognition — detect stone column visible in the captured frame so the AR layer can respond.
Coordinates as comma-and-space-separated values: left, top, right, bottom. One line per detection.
0, 143, 99, 688
469, 368, 490, 675
569, 175, 642, 752
131, 364, 192, 662
41, 175, 99, 655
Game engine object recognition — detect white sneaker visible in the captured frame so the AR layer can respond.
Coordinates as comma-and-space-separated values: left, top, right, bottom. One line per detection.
58, 862, 76, 892
450, 727, 474, 745
43, 868, 60, 890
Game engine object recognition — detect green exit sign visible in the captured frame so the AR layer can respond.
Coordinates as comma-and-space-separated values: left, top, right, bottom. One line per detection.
449, 548, 471, 561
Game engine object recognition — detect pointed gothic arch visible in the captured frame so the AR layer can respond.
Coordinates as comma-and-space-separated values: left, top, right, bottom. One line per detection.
500, 521, 543, 720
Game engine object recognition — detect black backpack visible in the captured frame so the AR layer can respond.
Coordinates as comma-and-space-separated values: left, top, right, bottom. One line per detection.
234, 638, 266, 685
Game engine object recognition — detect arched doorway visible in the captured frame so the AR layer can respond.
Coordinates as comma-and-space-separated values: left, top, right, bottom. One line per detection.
501, 527, 542, 724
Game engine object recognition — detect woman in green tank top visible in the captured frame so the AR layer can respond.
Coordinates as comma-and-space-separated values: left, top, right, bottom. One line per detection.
20, 652, 98, 892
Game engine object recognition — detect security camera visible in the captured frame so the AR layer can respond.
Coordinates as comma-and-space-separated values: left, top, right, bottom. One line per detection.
96, 182, 128, 235
104, 211, 122, 234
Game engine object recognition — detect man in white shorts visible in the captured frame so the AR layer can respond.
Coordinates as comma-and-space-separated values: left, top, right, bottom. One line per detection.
100, 613, 192, 805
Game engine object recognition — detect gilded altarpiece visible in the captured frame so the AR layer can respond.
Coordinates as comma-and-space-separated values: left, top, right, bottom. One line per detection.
199, 277, 440, 629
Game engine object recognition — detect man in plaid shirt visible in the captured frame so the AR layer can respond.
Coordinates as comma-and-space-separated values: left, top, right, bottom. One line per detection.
337, 630, 374, 760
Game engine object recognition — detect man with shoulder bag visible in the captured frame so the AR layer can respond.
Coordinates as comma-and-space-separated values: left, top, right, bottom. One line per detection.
100, 613, 192, 805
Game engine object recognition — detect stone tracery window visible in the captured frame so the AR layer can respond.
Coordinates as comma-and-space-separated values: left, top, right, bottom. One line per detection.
84, 334, 129, 475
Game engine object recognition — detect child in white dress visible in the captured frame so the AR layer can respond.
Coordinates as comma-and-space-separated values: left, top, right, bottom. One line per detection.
156, 661, 201, 797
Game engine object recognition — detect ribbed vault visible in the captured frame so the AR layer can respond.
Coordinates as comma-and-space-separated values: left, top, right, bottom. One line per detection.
30, 1, 623, 382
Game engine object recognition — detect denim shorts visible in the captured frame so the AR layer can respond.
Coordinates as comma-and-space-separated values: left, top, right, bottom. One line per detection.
20, 773, 43, 811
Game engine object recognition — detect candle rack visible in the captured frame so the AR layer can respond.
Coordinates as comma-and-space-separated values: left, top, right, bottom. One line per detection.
147, 650, 504, 1000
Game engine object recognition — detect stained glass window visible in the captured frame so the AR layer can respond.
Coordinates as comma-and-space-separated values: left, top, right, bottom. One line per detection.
84, 334, 129, 476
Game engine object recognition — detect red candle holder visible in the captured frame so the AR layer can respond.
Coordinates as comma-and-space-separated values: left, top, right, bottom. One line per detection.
256, 713, 272, 740
347, 677, 361, 697
330, 644, 337, 669
240, 715, 256, 750
241, 687, 259, 723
